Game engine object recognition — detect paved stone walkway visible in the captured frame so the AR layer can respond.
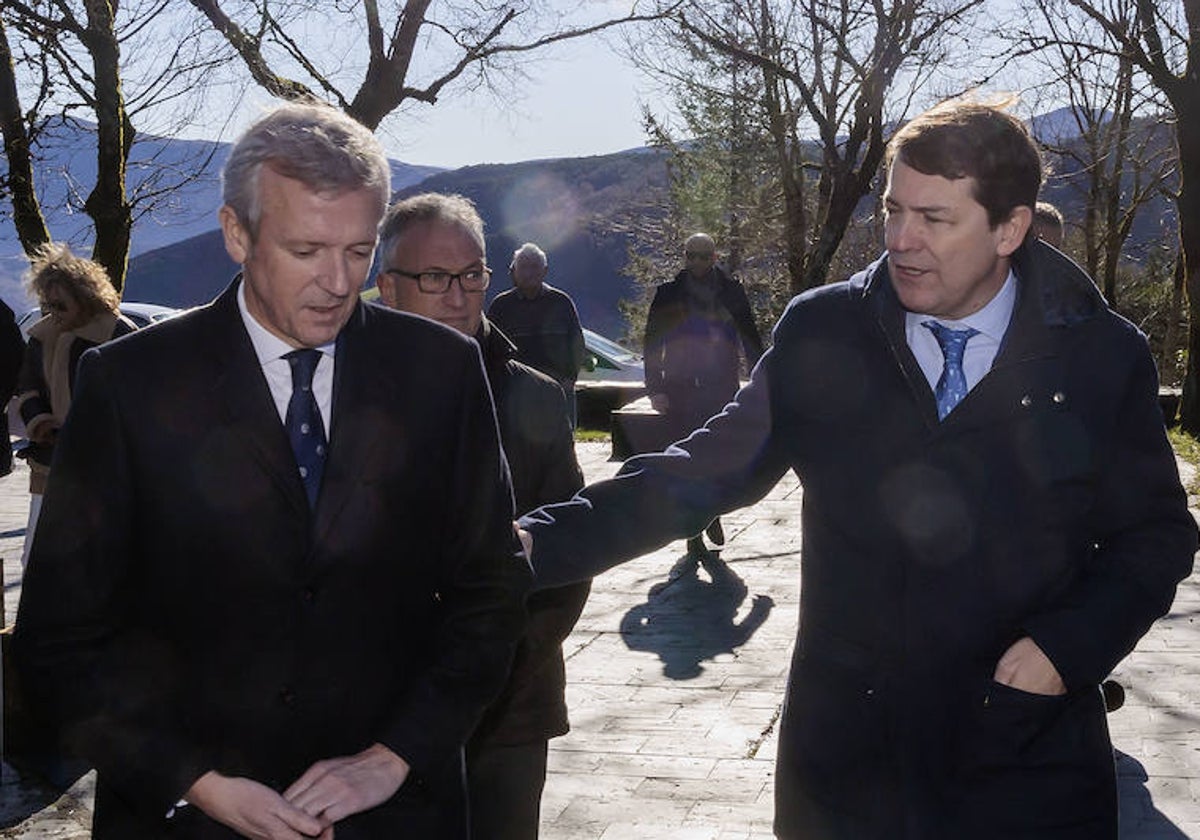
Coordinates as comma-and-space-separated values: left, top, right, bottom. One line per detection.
1, 442, 1198, 837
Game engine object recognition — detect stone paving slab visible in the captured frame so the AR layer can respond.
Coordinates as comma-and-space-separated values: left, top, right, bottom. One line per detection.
0, 442, 1198, 837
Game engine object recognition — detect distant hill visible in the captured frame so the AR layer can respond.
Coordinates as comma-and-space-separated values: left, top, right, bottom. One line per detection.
6, 108, 1181, 338
0, 116, 442, 307
125, 147, 672, 339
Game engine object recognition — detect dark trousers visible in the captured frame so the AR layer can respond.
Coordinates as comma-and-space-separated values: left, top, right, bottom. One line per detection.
467, 739, 549, 840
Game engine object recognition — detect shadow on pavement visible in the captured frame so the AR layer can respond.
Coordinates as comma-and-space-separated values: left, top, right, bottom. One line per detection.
619, 550, 773, 680
1116, 749, 1190, 838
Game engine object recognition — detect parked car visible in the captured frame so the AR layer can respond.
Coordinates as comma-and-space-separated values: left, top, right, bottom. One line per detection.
579, 328, 644, 383
17, 301, 180, 340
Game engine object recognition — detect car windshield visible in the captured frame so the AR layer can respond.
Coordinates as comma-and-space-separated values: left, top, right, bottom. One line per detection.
585, 330, 640, 363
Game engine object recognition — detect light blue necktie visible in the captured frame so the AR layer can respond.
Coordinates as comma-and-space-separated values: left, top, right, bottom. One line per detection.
284, 348, 327, 507
923, 321, 978, 421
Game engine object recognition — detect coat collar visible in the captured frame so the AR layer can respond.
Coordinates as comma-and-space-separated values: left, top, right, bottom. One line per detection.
852, 240, 1107, 427
853, 239, 1106, 348
206, 278, 383, 538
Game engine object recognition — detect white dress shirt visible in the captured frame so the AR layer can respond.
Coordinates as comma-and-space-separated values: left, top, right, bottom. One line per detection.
237, 282, 335, 433
905, 269, 1017, 396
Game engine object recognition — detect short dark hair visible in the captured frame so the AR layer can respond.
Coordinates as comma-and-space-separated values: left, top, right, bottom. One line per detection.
378, 193, 485, 266
886, 99, 1042, 228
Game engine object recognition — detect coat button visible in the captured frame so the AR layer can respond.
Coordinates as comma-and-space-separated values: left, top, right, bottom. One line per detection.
280, 687, 296, 706
1053, 391, 1066, 404
1020, 395, 1032, 408
302, 587, 316, 603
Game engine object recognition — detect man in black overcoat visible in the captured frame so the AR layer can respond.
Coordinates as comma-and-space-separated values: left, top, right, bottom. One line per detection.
519, 100, 1198, 838
377, 192, 590, 840
13, 103, 530, 839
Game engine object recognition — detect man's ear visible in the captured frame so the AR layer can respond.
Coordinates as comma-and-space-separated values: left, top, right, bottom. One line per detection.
996, 206, 1033, 258
377, 270, 397, 308
218, 205, 251, 265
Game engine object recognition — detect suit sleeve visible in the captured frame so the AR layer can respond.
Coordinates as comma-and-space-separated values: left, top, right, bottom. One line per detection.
1023, 343, 1198, 689
522, 343, 791, 589
726, 279, 765, 368
13, 348, 211, 813
376, 342, 532, 774
566, 297, 586, 382
643, 287, 667, 394
0, 301, 24, 401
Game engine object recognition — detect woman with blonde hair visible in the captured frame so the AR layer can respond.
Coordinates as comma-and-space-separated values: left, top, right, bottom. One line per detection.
16, 243, 135, 566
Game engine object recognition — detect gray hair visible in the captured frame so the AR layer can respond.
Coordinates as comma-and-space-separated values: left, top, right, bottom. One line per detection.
222, 101, 391, 238
378, 193, 486, 267
511, 242, 547, 269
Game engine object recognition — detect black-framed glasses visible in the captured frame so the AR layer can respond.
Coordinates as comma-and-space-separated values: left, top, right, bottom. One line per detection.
685, 251, 714, 261
385, 266, 492, 294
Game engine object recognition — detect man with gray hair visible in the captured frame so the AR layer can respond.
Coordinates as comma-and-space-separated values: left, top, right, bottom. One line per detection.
487, 242, 586, 425
14, 103, 530, 838
377, 193, 589, 840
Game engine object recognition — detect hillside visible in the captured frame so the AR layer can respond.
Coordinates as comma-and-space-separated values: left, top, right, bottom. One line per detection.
0, 116, 442, 306
124, 147, 672, 339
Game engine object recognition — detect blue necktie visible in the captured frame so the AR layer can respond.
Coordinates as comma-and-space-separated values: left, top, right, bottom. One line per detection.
284, 349, 326, 508
924, 321, 978, 421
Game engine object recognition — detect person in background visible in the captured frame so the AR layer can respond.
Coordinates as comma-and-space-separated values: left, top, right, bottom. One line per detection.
519, 99, 1197, 839
487, 243, 586, 426
14, 103, 529, 839
0, 299, 25, 478
15, 244, 135, 567
1033, 200, 1065, 249
378, 193, 590, 840
643, 232, 763, 562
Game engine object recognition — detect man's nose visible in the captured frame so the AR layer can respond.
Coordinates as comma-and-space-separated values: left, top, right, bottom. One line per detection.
319, 253, 355, 296
886, 216, 919, 252
445, 277, 469, 307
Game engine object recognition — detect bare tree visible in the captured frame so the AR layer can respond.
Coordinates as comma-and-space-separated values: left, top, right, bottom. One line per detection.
638, 0, 986, 296
0, 1, 230, 292
1015, 0, 1175, 307
186, 1, 677, 130
1038, 0, 1200, 431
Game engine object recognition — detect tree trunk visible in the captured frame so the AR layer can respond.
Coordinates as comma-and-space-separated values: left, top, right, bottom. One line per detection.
0, 16, 49, 255
81, 0, 133, 293
1173, 92, 1200, 433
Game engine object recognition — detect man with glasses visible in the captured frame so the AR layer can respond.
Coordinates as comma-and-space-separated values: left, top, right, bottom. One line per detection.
377, 192, 590, 840
643, 232, 764, 561
487, 243, 587, 427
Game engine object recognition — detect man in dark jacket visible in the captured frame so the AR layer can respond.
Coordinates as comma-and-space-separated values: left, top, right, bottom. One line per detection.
644, 233, 764, 558
487, 243, 587, 426
0, 299, 24, 477
377, 192, 590, 840
519, 100, 1198, 839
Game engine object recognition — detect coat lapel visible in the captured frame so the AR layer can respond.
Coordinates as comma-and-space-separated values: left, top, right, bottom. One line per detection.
312, 302, 389, 548
208, 281, 311, 519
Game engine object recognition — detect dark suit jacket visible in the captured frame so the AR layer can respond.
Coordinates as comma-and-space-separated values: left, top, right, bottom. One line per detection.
468, 319, 589, 748
524, 240, 1197, 839
13, 282, 531, 839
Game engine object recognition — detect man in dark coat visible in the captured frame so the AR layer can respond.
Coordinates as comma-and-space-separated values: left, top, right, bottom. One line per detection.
13, 103, 530, 839
376, 192, 590, 840
644, 233, 764, 558
0, 299, 24, 477
487, 242, 587, 427
519, 101, 1198, 839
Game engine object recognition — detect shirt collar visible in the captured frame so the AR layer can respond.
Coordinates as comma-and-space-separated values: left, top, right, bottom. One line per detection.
237, 279, 336, 365
924, 268, 1017, 342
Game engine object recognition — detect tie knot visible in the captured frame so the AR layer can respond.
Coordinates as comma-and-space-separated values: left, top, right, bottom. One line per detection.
923, 321, 978, 363
285, 348, 322, 390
